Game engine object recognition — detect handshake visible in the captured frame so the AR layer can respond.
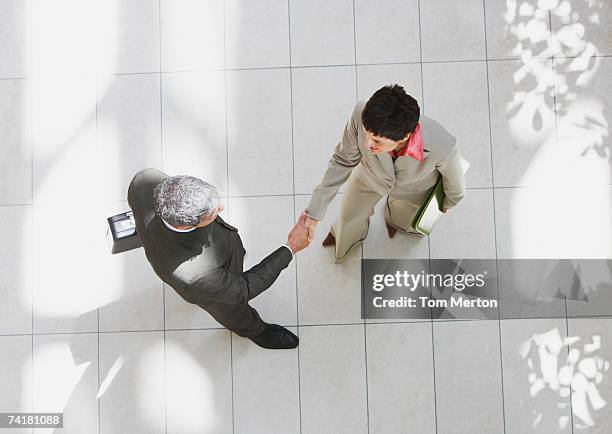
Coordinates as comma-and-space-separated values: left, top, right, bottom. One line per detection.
285, 212, 319, 254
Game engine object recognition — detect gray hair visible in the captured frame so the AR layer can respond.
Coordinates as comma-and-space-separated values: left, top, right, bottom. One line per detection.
153, 175, 220, 227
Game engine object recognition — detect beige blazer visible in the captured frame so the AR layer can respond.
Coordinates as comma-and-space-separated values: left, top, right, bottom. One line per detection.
305, 101, 466, 221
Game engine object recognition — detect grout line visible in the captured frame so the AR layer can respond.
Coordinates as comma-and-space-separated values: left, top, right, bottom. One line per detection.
0, 76, 32, 81
286, 1, 303, 432
429, 317, 438, 434
417, 1, 438, 432
482, 0, 506, 432
550, 7, 574, 429
28, 2, 34, 427
0, 203, 35, 207
229, 332, 236, 434
5, 182, 612, 210
94, 68, 101, 434
4, 315, 612, 338
29, 6, 35, 425
163, 327, 168, 434
3, 316, 611, 338
97, 331, 100, 434
15, 52, 612, 81
351, 2, 371, 433
548, 14, 560, 166
159, 11, 164, 174
4, 54, 611, 83
158, 3, 168, 433
564, 294, 575, 433
4, 181, 612, 207
222, 3, 235, 432
224, 2, 231, 205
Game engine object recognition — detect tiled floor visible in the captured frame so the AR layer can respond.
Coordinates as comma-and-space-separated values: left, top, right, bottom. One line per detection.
0, 0, 611, 433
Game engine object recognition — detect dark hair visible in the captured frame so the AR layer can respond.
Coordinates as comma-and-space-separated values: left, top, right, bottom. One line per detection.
362, 85, 420, 141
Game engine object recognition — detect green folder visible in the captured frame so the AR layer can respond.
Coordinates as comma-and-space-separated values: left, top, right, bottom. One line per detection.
411, 157, 470, 236
411, 177, 445, 236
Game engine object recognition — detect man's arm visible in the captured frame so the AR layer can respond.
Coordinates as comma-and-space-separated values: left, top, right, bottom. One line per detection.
186, 246, 293, 306
186, 213, 310, 305
436, 144, 466, 210
305, 107, 362, 222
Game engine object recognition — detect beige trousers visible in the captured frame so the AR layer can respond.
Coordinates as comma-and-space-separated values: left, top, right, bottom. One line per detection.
330, 174, 430, 262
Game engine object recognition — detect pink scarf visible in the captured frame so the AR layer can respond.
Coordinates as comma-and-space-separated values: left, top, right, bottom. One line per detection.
390, 123, 423, 161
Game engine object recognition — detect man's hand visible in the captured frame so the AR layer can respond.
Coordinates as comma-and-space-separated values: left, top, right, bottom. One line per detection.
287, 212, 311, 254
442, 208, 448, 213
304, 214, 318, 241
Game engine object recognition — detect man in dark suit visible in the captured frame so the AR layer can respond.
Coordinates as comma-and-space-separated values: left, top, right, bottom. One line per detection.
128, 168, 310, 349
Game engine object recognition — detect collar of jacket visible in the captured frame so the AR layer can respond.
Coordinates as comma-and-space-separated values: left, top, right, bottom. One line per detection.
161, 218, 197, 232
375, 145, 430, 184
159, 216, 212, 248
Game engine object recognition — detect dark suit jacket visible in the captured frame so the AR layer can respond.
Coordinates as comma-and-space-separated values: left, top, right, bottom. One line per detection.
127, 168, 293, 307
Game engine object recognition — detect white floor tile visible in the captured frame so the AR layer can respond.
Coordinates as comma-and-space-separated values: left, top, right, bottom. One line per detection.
227, 68, 293, 196
433, 320, 505, 434
31, 0, 97, 76
225, 0, 290, 69
165, 329, 233, 434
551, 0, 612, 58
500, 318, 571, 434
0, 0, 30, 78
289, 0, 355, 67
96, 0, 160, 74
160, 0, 225, 72
0, 79, 31, 204
552, 56, 612, 186
32, 204, 101, 334
566, 259, 612, 318
161, 70, 227, 195
33, 333, 98, 434
0, 206, 32, 335
494, 185, 612, 259
0, 335, 32, 434
292, 66, 356, 195
97, 73, 162, 202
228, 196, 297, 326
356, 63, 422, 103
420, 0, 486, 61
422, 61, 492, 188
354, 0, 420, 64
366, 322, 436, 434
299, 324, 368, 434
487, 59, 556, 188
491, 56, 611, 188
99, 208, 164, 332
33, 200, 162, 334
98, 331, 165, 434
295, 195, 363, 325
32, 75, 97, 204
429, 188, 496, 259
232, 328, 300, 434
567, 318, 612, 433
484, 0, 552, 60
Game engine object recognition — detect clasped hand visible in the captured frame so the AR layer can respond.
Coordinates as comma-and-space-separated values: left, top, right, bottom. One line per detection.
286, 212, 311, 254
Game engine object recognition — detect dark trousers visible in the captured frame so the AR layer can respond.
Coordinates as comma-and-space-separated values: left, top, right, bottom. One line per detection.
197, 245, 267, 338
201, 300, 266, 338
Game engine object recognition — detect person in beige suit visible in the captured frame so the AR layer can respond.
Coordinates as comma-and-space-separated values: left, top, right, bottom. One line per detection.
304, 85, 466, 263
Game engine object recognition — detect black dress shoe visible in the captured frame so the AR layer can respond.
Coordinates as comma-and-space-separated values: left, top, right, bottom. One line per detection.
250, 324, 299, 349
322, 232, 336, 246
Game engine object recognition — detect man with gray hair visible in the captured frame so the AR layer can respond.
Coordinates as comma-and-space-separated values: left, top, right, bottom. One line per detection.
128, 168, 310, 349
